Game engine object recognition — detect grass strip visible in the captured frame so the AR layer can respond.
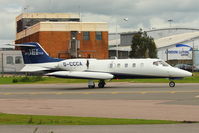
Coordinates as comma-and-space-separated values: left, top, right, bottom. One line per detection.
0, 113, 183, 125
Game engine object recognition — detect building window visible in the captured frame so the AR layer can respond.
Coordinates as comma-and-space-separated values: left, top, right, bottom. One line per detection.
125, 63, 128, 68
6, 56, 14, 64
132, 63, 136, 67
96, 32, 102, 40
15, 56, 22, 64
83, 32, 90, 40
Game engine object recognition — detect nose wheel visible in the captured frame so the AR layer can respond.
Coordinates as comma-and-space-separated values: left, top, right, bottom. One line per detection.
169, 81, 175, 87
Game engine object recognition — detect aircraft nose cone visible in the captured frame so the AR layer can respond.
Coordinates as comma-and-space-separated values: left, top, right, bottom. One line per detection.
181, 70, 192, 77
171, 68, 193, 77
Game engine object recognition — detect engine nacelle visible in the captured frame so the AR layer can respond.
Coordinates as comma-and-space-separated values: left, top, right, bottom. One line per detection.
46, 71, 114, 80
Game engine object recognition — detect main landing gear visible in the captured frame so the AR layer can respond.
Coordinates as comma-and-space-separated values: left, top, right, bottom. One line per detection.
98, 80, 106, 88
88, 80, 95, 88
88, 80, 106, 88
169, 81, 175, 87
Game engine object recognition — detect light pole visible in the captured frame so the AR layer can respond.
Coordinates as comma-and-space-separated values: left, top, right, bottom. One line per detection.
1, 53, 4, 77
168, 19, 173, 28
115, 18, 128, 58
115, 24, 118, 58
166, 48, 169, 62
192, 39, 195, 72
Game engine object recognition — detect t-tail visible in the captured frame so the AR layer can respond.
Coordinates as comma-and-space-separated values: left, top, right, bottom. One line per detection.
16, 42, 63, 64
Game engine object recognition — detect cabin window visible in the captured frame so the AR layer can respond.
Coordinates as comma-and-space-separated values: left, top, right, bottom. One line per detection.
117, 63, 121, 68
109, 63, 113, 68
15, 56, 22, 64
141, 63, 144, 67
6, 56, 14, 64
132, 63, 136, 67
125, 63, 128, 68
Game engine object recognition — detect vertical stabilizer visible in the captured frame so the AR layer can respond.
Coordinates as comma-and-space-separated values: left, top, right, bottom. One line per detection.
17, 42, 62, 64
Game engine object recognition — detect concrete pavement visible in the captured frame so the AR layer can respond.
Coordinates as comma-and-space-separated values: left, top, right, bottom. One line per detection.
1, 124, 199, 133
0, 83, 199, 121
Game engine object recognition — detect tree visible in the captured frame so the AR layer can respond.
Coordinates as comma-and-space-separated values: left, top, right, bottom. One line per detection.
129, 30, 157, 58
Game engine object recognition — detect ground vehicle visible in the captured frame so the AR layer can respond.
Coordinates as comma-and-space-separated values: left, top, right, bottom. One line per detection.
175, 64, 193, 72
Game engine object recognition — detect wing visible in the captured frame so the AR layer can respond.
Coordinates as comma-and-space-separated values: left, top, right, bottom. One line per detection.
46, 71, 114, 80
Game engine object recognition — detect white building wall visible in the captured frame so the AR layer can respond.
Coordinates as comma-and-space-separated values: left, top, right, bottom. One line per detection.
194, 50, 199, 65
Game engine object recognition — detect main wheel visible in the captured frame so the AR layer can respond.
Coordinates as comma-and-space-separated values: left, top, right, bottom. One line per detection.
88, 84, 95, 88
88, 80, 95, 88
98, 80, 105, 88
169, 81, 175, 87
98, 83, 105, 88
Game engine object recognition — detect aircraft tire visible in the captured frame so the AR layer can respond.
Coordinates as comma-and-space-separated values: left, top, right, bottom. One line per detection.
88, 85, 95, 88
169, 81, 175, 87
98, 80, 105, 88
98, 83, 105, 88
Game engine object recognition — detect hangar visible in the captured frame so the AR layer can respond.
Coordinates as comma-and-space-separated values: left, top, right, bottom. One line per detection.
109, 28, 199, 66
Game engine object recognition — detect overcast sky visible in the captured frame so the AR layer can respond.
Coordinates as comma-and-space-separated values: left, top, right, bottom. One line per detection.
1, 0, 199, 45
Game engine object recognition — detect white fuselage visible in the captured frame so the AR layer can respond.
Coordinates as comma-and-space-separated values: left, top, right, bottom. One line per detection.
18, 42, 193, 87
53, 58, 192, 79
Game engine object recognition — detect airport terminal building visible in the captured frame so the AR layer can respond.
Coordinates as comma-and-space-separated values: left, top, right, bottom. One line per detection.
109, 28, 199, 65
15, 13, 109, 59
1, 13, 109, 73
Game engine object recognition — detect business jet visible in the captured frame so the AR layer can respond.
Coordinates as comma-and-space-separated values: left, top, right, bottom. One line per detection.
15, 42, 192, 88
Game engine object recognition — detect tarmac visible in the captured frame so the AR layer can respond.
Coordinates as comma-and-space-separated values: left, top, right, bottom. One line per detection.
0, 82, 199, 121
1, 124, 199, 133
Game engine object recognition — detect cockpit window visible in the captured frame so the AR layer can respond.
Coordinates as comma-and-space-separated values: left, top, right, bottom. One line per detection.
153, 61, 170, 67
161, 61, 169, 67
153, 62, 158, 66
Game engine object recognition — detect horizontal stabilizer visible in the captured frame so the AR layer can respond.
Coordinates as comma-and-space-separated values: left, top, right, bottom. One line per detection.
6, 44, 36, 47
20, 65, 50, 72
46, 71, 114, 80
